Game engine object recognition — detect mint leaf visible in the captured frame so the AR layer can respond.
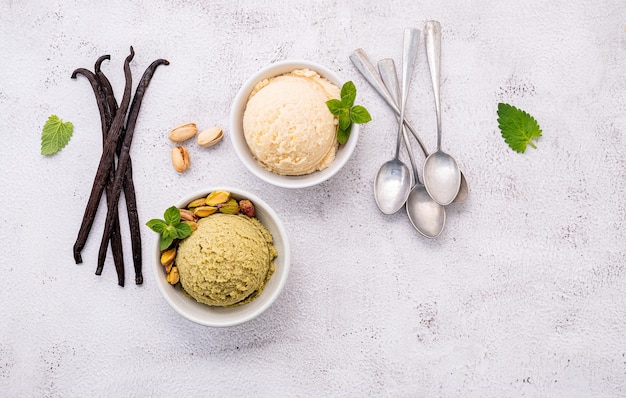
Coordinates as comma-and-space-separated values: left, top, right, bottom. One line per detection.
350, 105, 372, 124
337, 126, 351, 145
146, 219, 167, 233
338, 114, 351, 131
175, 222, 192, 239
325, 99, 344, 116
164, 206, 180, 225
325, 82, 371, 145
147, 205, 194, 251
340, 81, 357, 108
41, 115, 74, 155
497, 103, 542, 153
163, 225, 178, 240
160, 235, 174, 251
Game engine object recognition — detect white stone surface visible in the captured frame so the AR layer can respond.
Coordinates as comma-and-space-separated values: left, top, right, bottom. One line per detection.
1, 0, 626, 396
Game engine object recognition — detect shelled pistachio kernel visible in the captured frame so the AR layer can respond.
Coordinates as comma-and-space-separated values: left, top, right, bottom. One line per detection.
205, 190, 230, 206
184, 220, 198, 231
239, 199, 255, 217
160, 247, 176, 267
218, 198, 240, 214
187, 198, 206, 208
193, 206, 218, 217
166, 266, 179, 284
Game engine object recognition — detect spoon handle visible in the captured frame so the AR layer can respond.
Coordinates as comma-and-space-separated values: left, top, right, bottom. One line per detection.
400, 28, 420, 118
349, 49, 430, 157
395, 28, 420, 158
349, 49, 395, 110
378, 59, 419, 184
424, 20, 442, 151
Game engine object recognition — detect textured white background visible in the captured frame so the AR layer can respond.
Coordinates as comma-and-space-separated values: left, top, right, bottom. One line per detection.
1, 0, 626, 397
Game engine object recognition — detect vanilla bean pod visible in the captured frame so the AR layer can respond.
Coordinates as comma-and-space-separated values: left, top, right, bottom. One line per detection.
92, 56, 125, 284
94, 55, 119, 121
70, 67, 125, 283
72, 46, 135, 264
122, 159, 143, 284
96, 58, 169, 281
95, 56, 143, 285
70, 68, 108, 136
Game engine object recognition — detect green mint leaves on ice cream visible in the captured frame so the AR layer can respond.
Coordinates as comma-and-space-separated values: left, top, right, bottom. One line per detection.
146, 206, 193, 251
326, 81, 372, 144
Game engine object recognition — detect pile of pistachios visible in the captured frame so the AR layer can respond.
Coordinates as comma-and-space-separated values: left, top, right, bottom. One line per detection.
168, 123, 224, 173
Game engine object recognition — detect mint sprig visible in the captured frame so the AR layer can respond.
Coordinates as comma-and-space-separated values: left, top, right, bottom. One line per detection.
326, 81, 372, 144
41, 115, 74, 155
146, 206, 192, 250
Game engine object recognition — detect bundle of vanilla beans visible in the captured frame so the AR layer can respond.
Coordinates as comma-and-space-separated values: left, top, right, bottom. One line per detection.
72, 46, 169, 286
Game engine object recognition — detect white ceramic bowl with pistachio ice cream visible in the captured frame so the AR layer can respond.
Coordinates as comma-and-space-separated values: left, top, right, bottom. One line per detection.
152, 187, 290, 327
230, 60, 360, 188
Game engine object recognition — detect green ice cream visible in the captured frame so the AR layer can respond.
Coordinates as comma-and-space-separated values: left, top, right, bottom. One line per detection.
176, 213, 277, 307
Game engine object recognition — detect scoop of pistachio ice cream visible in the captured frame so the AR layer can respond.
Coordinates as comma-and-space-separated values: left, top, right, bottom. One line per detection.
175, 213, 277, 307
243, 68, 340, 175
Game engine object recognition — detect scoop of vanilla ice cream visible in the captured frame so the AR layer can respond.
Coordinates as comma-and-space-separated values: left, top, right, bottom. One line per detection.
243, 69, 340, 176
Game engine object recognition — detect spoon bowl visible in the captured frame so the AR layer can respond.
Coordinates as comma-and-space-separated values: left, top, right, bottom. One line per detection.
374, 159, 411, 215
423, 151, 461, 206
406, 185, 446, 238
456, 172, 469, 203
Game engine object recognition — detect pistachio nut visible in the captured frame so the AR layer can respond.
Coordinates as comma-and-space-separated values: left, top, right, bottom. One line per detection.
168, 122, 198, 142
184, 220, 198, 231
179, 208, 197, 222
193, 206, 218, 217
218, 198, 240, 214
239, 199, 255, 217
166, 266, 180, 284
160, 247, 177, 267
205, 190, 230, 206
197, 126, 223, 147
171, 145, 190, 172
187, 198, 207, 208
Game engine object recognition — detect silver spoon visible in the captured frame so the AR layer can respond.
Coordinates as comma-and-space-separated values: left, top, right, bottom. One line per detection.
349, 49, 469, 204
422, 20, 461, 206
373, 28, 419, 215
378, 59, 445, 238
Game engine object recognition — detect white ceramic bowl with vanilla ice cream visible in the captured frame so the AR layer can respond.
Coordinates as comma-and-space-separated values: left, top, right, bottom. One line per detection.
230, 60, 359, 188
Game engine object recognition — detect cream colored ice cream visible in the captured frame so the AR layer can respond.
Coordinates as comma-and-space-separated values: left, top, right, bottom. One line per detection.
243, 68, 340, 175
175, 213, 277, 307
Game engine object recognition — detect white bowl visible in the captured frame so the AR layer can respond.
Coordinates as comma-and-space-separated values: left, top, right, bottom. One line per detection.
229, 59, 359, 189
153, 187, 290, 327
